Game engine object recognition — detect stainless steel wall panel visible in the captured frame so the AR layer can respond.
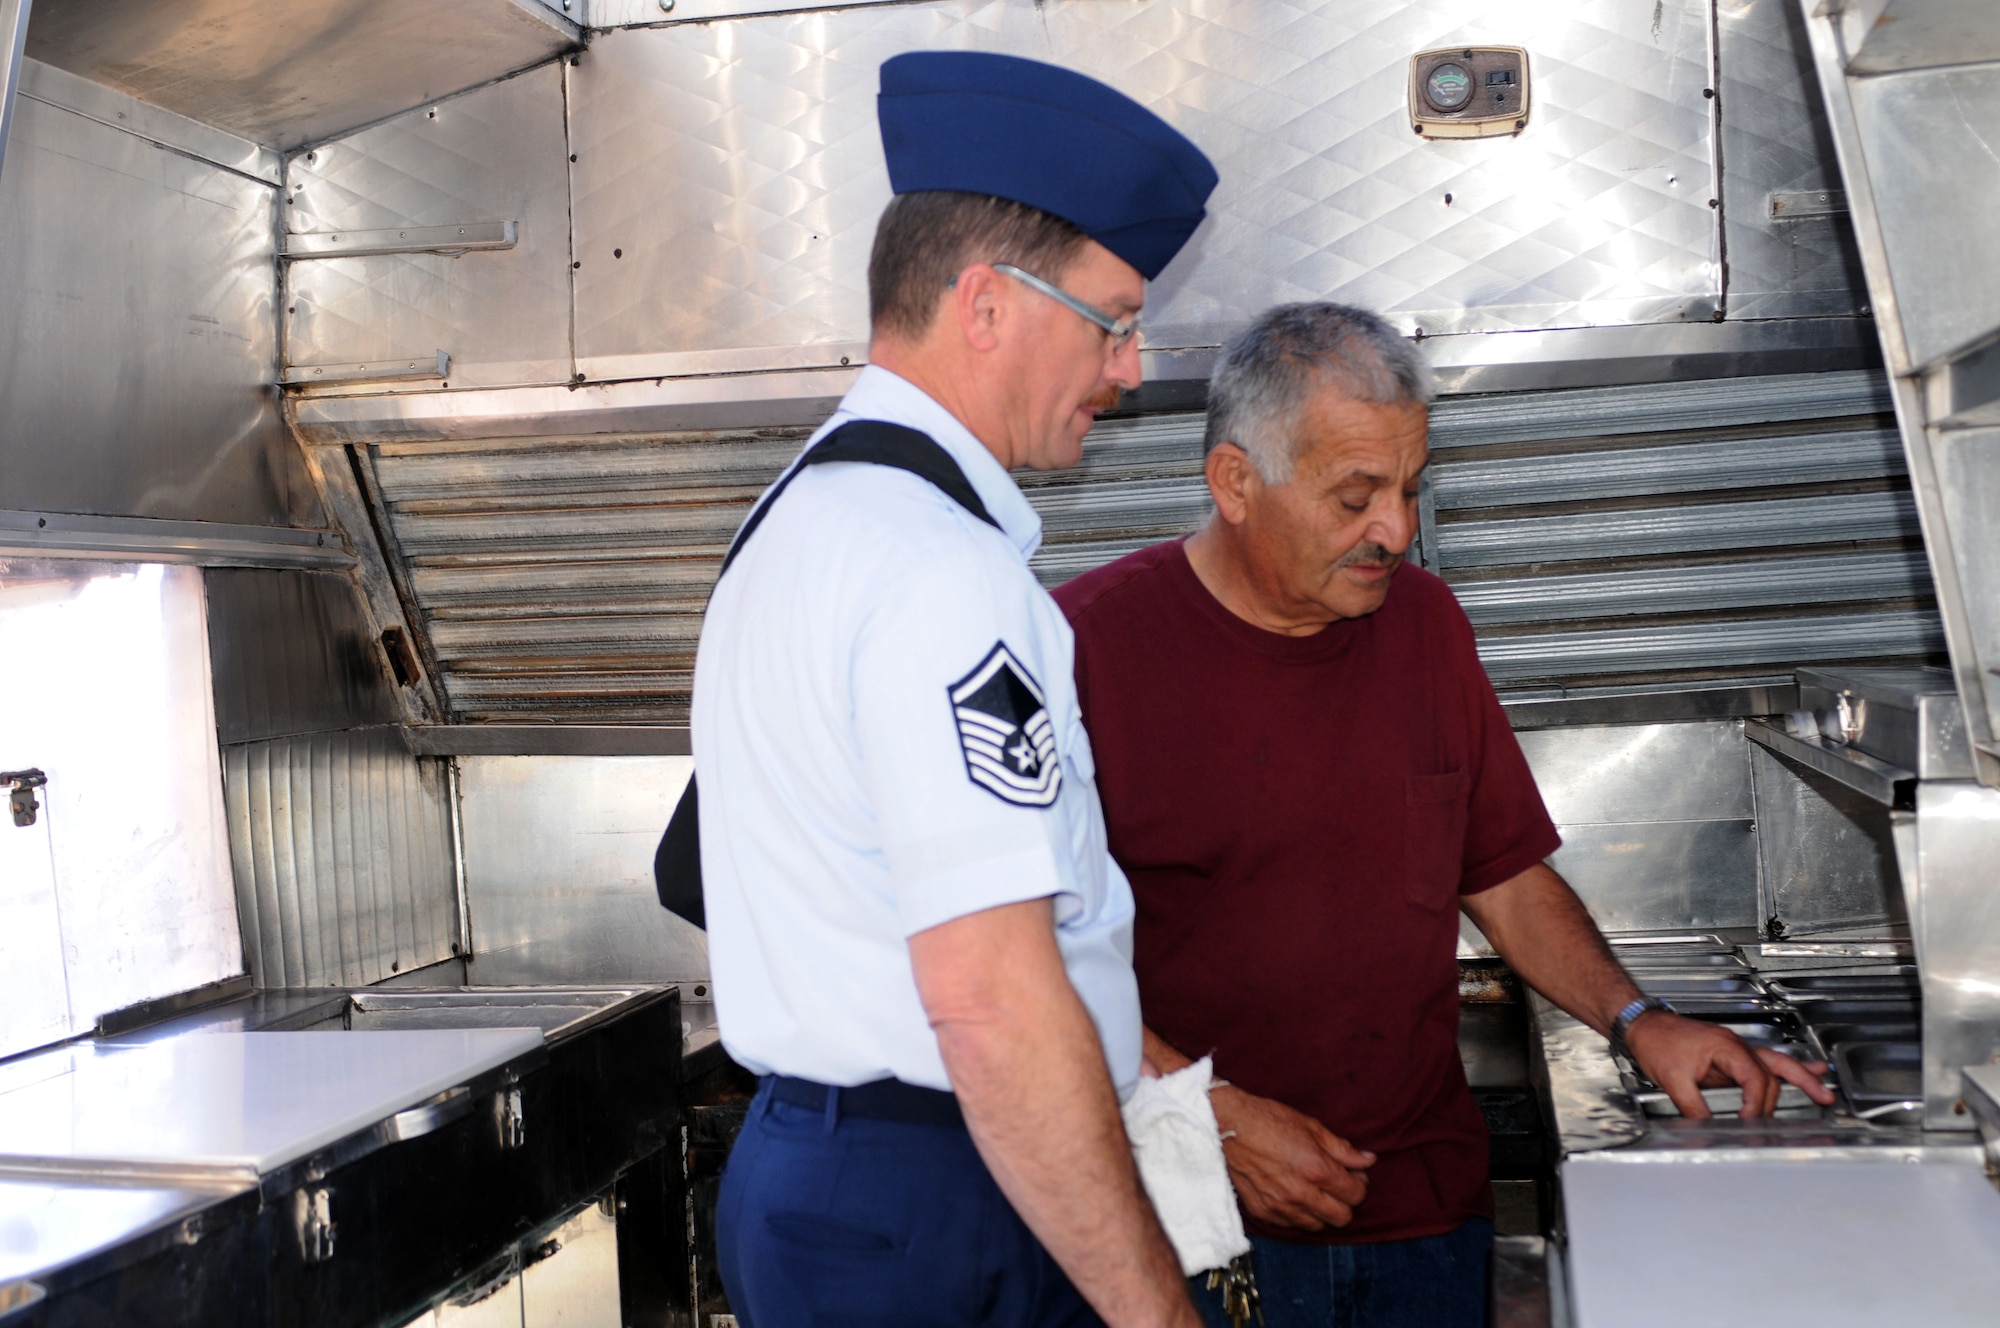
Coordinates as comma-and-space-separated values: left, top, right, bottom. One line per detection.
1847, 63, 2000, 371
0, 0, 36, 190
1476, 609, 1942, 683
456, 755, 707, 985
1436, 489, 1919, 570
1715, 0, 1867, 321
1550, 819, 1761, 934
0, 95, 315, 527
1803, 8, 2000, 780
1911, 781, 2000, 1127
568, 0, 1723, 380
222, 728, 456, 988
16, 57, 281, 185
1748, 741, 1903, 936
205, 569, 405, 745
1429, 425, 1901, 510
1453, 551, 1931, 627
1426, 369, 1890, 450
285, 65, 576, 393
1518, 722, 1753, 827
1929, 427, 2000, 749
25, 0, 580, 151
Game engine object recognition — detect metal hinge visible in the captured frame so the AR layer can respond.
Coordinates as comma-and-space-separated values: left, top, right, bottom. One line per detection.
293, 1185, 336, 1264
1, 769, 46, 827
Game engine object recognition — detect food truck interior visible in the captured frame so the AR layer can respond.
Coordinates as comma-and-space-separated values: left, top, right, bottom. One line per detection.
1, 0, 1998, 1324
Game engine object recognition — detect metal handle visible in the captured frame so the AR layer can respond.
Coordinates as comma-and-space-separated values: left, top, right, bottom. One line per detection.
384, 1085, 473, 1142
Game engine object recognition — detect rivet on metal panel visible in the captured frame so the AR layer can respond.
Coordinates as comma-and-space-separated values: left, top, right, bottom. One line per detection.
660, 0, 676, 10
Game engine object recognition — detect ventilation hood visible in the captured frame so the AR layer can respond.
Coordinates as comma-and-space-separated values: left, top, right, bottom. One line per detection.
23, 0, 581, 151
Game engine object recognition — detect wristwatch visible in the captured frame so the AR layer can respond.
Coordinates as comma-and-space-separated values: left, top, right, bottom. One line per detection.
1608, 995, 1672, 1064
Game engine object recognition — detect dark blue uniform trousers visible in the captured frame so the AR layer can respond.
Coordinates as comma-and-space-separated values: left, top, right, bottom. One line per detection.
718, 1077, 1104, 1327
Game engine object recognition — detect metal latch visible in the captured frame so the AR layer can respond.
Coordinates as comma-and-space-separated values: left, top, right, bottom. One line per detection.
1, 770, 46, 827
494, 1087, 526, 1150
293, 1185, 336, 1264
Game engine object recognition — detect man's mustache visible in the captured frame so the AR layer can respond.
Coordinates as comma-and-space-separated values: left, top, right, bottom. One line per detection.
1083, 384, 1123, 413
1336, 542, 1401, 571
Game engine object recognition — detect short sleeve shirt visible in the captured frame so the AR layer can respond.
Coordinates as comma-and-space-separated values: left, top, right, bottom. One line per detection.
1054, 540, 1561, 1243
693, 366, 1142, 1098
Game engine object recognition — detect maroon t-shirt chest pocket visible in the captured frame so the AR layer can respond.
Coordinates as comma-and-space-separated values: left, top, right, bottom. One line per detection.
1404, 768, 1471, 911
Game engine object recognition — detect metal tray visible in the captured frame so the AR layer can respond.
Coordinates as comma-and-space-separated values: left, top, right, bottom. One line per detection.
1634, 975, 1766, 998
1808, 1020, 1921, 1055
1797, 998, 1920, 1025
1609, 935, 1733, 957
1768, 974, 1920, 1001
1661, 997, 1785, 1017
1688, 1014, 1806, 1048
1834, 1040, 1923, 1113
1622, 953, 1752, 972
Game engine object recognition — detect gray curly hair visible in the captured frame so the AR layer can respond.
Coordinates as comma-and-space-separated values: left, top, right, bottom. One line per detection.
1204, 304, 1433, 483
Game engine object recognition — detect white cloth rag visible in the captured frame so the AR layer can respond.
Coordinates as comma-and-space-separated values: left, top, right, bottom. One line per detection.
1121, 1056, 1251, 1276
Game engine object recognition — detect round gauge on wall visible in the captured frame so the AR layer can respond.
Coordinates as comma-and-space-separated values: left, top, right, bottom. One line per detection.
1409, 47, 1530, 140
1425, 63, 1473, 112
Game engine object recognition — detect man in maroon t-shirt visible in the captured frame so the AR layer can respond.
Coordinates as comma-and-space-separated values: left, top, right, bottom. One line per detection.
1054, 304, 1833, 1327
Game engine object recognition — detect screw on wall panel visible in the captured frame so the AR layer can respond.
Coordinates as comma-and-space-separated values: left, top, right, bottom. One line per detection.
570, 153, 578, 162
1443, 193, 1452, 205
1703, 87, 1716, 99
613, 248, 622, 258
840, 356, 850, 366
661, 0, 676, 10
1708, 198, 1720, 208
573, 260, 582, 269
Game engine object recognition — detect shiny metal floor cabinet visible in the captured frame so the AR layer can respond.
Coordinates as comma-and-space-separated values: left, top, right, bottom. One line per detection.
5, 989, 685, 1328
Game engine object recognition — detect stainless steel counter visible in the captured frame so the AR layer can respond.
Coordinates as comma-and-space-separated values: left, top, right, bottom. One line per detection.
1534, 952, 2000, 1326
1565, 1151, 2000, 1326
0, 1030, 543, 1184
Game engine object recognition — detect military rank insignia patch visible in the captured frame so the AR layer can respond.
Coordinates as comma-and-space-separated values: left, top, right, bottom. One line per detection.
948, 642, 1062, 808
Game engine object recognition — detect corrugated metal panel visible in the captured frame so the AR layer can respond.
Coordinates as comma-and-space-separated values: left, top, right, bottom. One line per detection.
1452, 551, 1932, 626
1426, 369, 1892, 449
222, 727, 457, 987
344, 368, 1943, 719
1437, 490, 1920, 569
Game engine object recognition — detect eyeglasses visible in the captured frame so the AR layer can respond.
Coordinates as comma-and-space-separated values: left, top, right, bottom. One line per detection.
993, 263, 1142, 350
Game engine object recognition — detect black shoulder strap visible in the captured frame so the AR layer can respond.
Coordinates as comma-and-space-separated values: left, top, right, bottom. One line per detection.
657, 419, 1004, 927
718, 419, 1000, 578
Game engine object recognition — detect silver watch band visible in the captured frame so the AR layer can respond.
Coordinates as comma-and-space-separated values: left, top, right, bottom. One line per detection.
1609, 994, 1671, 1063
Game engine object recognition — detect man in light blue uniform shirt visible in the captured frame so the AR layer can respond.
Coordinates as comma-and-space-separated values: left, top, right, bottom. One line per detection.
692, 50, 1218, 1328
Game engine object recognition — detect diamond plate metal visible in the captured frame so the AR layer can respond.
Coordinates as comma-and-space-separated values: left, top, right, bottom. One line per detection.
568, 0, 1722, 381
1716, 0, 1867, 320
285, 63, 574, 392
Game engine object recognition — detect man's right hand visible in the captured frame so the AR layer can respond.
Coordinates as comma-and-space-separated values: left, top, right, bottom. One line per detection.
1211, 1083, 1375, 1231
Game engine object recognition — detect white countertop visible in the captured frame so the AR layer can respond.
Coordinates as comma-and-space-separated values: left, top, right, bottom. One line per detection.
0, 1030, 542, 1179
1566, 1151, 2000, 1326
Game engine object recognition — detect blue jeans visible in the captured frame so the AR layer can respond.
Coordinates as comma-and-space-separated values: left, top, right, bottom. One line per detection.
1192, 1221, 1493, 1328
718, 1078, 1101, 1328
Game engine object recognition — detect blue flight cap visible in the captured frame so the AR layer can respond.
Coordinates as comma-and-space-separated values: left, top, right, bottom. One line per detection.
878, 51, 1219, 281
